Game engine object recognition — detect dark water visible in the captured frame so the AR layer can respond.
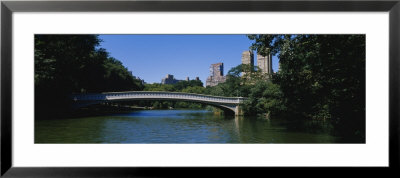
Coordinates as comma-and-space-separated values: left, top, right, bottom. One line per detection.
35, 110, 338, 143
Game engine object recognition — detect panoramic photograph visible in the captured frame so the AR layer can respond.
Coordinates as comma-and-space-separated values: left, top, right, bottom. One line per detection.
34, 34, 365, 143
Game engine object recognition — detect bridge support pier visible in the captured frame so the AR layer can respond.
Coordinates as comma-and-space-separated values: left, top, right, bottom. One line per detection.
234, 105, 243, 116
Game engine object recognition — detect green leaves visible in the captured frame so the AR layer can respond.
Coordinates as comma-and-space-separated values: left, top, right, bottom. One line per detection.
35, 35, 145, 118
248, 34, 365, 141
35, 35, 144, 94
182, 86, 206, 94
242, 80, 285, 116
144, 79, 204, 93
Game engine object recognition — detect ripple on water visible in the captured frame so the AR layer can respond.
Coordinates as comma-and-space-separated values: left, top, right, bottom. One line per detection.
35, 110, 338, 143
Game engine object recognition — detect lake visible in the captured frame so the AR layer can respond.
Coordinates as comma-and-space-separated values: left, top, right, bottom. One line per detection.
35, 109, 338, 143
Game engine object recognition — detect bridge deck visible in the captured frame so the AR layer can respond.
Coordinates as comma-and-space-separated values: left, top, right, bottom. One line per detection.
72, 91, 246, 105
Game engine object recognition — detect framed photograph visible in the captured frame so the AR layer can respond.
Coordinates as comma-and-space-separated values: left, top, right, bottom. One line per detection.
1, 0, 399, 177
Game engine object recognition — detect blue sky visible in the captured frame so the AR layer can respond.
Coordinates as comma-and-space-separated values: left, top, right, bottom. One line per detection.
98, 35, 279, 85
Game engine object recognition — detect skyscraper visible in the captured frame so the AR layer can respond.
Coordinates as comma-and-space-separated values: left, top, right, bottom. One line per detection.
257, 52, 272, 74
241, 50, 254, 76
209, 62, 224, 77
206, 62, 226, 87
241, 50, 254, 66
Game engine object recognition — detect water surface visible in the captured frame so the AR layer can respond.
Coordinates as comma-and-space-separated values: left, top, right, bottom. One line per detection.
35, 110, 338, 143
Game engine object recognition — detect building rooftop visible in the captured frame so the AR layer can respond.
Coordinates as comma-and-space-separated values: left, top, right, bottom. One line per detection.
211, 62, 223, 66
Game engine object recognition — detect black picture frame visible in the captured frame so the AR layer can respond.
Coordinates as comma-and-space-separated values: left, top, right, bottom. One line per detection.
1, 0, 399, 177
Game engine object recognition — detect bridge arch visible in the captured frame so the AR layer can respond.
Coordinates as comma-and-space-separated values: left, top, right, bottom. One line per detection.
71, 91, 246, 116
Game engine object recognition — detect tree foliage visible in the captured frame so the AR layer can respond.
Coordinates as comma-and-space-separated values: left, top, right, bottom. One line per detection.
248, 34, 365, 142
242, 81, 286, 117
35, 35, 144, 118
205, 64, 268, 98
142, 80, 205, 109
143, 79, 204, 93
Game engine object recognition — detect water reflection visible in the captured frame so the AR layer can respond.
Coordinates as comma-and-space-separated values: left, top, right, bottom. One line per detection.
35, 110, 338, 143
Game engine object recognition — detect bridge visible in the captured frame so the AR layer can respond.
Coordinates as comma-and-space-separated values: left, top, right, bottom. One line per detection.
71, 91, 247, 115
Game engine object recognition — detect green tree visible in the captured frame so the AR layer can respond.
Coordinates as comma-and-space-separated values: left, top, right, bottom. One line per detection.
143, 80, 206, 109
35, 35, 144, 119
248, 34, 365, 142
243, 81, 286, 117
205, 64, 269, 98
182, 86, 206, 94
174, 80, 204, 91
144, 83, 176, 92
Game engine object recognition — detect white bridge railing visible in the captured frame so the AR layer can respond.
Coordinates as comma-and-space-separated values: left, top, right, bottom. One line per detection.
72, 91, 246, 105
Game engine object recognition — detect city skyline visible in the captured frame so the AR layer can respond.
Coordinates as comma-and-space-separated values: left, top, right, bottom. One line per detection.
98, 35, 279, 85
